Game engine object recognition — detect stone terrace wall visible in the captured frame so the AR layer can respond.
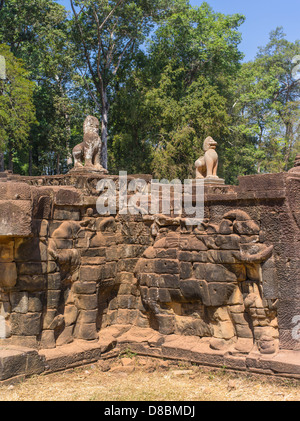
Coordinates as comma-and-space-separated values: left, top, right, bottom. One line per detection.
0, 168, 299, 381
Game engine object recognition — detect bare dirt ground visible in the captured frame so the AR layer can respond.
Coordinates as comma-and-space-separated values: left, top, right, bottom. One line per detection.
1, 355, 300, 401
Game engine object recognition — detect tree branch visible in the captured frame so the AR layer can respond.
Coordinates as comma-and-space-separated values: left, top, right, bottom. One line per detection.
70, 0, 99, 91
79, 68, 101, 110
0, 0, 4, 12
113, 38, 134, 75
91, 5, 106, 107
97, 0, 125, 33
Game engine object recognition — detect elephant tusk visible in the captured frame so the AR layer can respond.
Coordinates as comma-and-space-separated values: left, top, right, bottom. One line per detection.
240, 245, 273, 263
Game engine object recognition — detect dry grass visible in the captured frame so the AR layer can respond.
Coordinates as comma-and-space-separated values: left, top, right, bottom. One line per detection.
1, 357, 300, 401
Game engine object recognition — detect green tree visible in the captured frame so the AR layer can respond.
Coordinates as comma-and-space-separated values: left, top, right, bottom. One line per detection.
70, 0, 185, 170
0, 44, 36, 172
0, 0, 80, 175
230, 28, 300, 177
110, 2, 244, 180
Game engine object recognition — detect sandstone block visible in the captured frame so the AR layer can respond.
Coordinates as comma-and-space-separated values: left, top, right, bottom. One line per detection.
73, 281, 97, 295
53, 208, 80, 221
154, 259, 179, 274
179, 236, 207, 251
194, 263, 237, 283
158, 288, 172, 303
10, 292, 29, 313
179, 262, 192, 280
118, 295, 137, 309
0, 240, 14, 262
218, 219, 233, 235
40, 330, 56, 349
46, 290, 61, 309
75, 294, 97, 310
77, 310, 97, 324
47, 273, 61, 290
0, 200, 32, 237
56, 326, 75, 346
101, 262, 117, 280
15, 238, 48, 262
115, 272, 136, 284
11, 313, 41, 336
138, 273, 161, 288
178, 251, 207, 263
64, 305, 79, 326
215, 234, 240, 250
28, 293, 44, 312
155, 248, 178, 259
18, 275, 47, 292
0, 262, 17, 288
117, 258, 138, 272
213, 320, 235, 340
169, 289, 185, 302
208, 283, 236, 307
0, 349, 27, 380
54, 189, 82, 206
180, 279, 209, 304
79, 266, 102, 282
156, 314, 175, 335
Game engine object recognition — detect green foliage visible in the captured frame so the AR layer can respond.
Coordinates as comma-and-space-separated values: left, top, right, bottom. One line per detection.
110, 2, 244, 180
0, 44, 36, 169
229, 27, 300, 177
0, 1, 298, 181
0, 0, 83, 174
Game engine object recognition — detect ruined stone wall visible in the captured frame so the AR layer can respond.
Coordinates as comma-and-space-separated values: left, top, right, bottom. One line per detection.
0, 170, 299, 362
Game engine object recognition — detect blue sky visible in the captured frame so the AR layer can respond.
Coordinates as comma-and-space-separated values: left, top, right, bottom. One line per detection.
191, 0, 300, 61
58, 0, 300, 61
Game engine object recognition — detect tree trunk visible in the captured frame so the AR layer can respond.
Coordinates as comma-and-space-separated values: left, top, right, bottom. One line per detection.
56, 153, 60, 175
101, 89, 109, 170
0, 152, 4, 172
8, 141, 13, 173
284, 122, 293, 171
28, 149, 32, 176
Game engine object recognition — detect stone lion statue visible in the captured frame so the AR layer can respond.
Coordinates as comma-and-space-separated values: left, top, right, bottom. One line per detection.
195, 136, 219, 179
72, 116, 107, 173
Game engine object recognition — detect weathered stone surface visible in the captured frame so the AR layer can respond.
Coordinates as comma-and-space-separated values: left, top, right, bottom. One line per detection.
56, 326, 74, 346
64, 305, 79, 326
0, 200, 32, 237
28, 293, 44, 312
40, 330, 56, 349
16, 241, 48, 266
0, 170, 299, 382
208, 283, 236, 307
17, 275, 47, 292
0, 240, 14, 263
73, 281, 97, 295
74, 322, 98, 340
11, 313, 41, 336
53, 208, 80, 221
79, 266, 102, 282
10, 292, 29, 314
0, 349, 27, 380
75, 294, 97, 310
194, 263, 237, 283
0, 182, 32, 201
179, 262, 192, 280
47, 273, 61, 290
0, 262, 17, 288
